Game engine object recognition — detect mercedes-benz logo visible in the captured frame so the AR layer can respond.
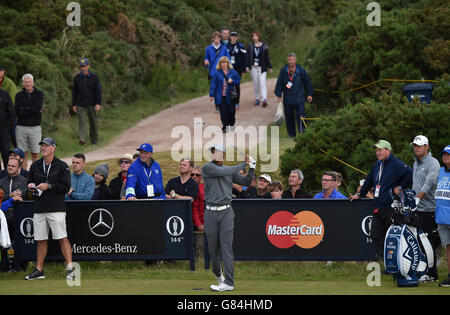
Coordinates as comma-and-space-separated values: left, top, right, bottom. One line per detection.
88, 208, 114, 237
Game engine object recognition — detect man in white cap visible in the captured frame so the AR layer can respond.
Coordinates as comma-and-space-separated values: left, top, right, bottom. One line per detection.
201, 143, 256, 291
410, 135, 441, 281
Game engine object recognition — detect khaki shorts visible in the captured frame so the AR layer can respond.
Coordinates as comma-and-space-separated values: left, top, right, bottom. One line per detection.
33, 212, 67, 241
16, 125, 42, 154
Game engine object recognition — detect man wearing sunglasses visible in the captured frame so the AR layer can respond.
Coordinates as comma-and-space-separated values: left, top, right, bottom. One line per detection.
109, 153, 133, 200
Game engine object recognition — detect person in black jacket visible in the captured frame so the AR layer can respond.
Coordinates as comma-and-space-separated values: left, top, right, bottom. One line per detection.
72, 58, 102, 146
109, 153, 133, 200
281, 169, 312, 198
247, 31, 273, 107
0, 88, 14, 170
91, 163, 112, 200
15, 73, 44, 168
25, 137, 74, 280
227, 31, 247, 110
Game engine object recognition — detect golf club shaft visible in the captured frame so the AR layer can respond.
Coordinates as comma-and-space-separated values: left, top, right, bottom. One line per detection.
196, 120, 247, 157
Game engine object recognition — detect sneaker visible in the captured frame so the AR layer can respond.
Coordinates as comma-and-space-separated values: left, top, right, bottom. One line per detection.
254, 99, 260, 106
438, 276, 450, 287
25, 269, 45, 280
215, 105, 219, 113
210, 282, 234, 292
66, 268, 75, 281
262, 99, 268, 107
79, 139, 86, 146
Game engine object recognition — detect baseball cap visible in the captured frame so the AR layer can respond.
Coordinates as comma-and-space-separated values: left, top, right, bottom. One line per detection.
210, 143, 226, 153
9, 148, 25, 159
230, 31, 238, 36
79, 58, 89, 66
441, 145, 450, 155
137, 143, 153, 153
39, 137, 57, 147
410, 135, 428, 146
374, 140, 392, 150
259, 174, 272, 184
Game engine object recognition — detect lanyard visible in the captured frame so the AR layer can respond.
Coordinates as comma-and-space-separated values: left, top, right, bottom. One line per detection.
376, 162, 383, 185
254, 47, 260, 57
288, 66, 296, 82
43, 160, 52, 183
143, 166, 152, 185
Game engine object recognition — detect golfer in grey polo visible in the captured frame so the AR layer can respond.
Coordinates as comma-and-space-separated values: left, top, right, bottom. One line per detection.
202, 143, 255, 291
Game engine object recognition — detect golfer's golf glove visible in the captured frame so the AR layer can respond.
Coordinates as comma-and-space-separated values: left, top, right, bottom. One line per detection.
249, 157, 256, 169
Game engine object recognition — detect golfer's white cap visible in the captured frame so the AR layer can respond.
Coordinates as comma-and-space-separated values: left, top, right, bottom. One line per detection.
210, 143, 226, 153
410, 135, 428, 146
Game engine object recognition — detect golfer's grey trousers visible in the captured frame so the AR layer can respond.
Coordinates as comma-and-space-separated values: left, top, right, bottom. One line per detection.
204, 206, 235, 286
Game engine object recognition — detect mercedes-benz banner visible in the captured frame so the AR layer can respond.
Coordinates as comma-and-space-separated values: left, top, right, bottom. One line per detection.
14, 200, 196, 270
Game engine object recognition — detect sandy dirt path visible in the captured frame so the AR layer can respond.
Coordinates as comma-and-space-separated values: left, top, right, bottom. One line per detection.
62, 78, 278, 164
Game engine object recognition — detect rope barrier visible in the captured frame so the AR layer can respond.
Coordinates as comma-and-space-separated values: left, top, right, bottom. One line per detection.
314, 78, 438, 94
300, 117, 368, 175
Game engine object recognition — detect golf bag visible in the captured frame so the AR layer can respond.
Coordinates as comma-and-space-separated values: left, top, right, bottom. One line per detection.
384, 189, 434, 287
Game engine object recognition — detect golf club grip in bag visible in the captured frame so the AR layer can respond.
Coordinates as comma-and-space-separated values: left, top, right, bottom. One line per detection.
384, 224, 433, 287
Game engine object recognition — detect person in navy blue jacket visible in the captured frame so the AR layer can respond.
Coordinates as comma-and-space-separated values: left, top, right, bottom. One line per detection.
274, 53, 313, 138
227, 31, 247, 110
125, 143, 166, 200
350, 140, 413, 258
209, 57, 241, 133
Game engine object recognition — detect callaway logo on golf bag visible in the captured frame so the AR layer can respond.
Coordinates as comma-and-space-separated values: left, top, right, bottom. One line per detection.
384, 189, 434, 287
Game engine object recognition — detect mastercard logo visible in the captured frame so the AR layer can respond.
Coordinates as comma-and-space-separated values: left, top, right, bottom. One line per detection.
266, 211, 324, 249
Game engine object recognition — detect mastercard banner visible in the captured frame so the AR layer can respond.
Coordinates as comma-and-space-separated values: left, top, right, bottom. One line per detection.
230, 199, 377, 261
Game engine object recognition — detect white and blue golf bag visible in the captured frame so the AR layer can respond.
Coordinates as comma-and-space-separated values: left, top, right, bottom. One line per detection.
384, 190, 434, 287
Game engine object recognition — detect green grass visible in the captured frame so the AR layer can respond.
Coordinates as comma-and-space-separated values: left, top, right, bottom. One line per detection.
1, 260, 448, 295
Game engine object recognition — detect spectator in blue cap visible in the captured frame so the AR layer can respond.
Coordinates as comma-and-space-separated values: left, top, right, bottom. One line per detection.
72, 58, 102, 146
125, 143, 165, 200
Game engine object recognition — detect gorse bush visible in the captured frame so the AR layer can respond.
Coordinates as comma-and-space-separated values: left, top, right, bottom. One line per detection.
307, 0, 449, 110
0, 0, 317, 136
280, 93, 450, 196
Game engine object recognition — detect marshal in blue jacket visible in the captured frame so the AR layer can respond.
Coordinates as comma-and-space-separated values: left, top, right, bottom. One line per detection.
209, 69, 241, 105
358, 154, 413, 209
125, 158, 166, 199
274, 64, 314, 106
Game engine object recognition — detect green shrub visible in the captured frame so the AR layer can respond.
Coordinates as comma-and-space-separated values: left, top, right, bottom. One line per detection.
280, 92, 450, 196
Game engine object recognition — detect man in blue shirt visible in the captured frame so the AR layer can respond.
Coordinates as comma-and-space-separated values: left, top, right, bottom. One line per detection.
314, 171, 347, 199
125, 143, 165, 200
65, 153, 94, 200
